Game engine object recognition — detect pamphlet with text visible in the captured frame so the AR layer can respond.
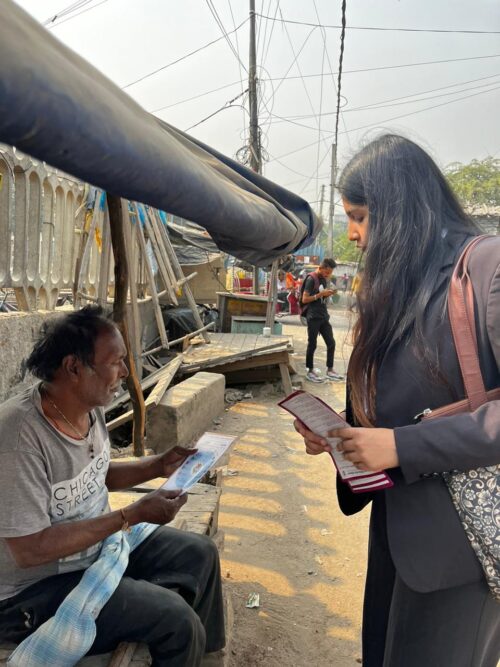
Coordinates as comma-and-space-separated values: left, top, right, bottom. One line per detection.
162, 432, 236, 493
279, 391, 393, 493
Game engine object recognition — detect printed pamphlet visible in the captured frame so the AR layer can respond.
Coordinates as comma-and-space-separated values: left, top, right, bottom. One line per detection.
278, 391, 393, 493
162, 432, 236, 493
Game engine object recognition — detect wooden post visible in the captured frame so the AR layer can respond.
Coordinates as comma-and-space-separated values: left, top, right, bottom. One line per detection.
265, 260, 279, 329
107, 193, 146, 457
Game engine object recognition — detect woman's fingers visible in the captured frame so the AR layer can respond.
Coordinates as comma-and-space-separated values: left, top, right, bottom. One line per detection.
294, 419, 327, 446
294, 419, 332, 455
305, 439, 328, 455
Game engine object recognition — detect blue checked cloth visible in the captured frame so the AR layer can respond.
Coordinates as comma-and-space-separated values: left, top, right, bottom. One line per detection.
8, 522, 158, 667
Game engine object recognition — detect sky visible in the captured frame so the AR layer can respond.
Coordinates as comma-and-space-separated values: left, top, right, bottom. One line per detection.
13, 0, 500, 212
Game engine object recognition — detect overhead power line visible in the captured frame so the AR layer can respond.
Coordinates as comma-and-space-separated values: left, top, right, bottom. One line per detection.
260, 73, 500, 127
276, 8, 327, 150
261, 0, 281, 70
312, 0, 352, 150
260, 53, 500, 82
184, 89, 249, 132
269, 84, 500, 163
227, 0, 248, 140
205, 0, 248, 73
150, 80, 242, 114
44, 0, 110, 28
122, 18, 249, 89
255, 13, 500, 34
44, 0, 93, 24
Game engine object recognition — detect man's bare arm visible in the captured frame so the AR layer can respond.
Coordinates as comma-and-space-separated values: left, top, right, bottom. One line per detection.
105, 456, 163, 491
302, 289, 335, 304
5, 490, 186, 568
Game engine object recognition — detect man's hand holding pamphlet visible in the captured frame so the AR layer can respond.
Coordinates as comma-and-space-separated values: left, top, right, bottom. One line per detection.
162, 432, 236, 493
279, 391, 393, 493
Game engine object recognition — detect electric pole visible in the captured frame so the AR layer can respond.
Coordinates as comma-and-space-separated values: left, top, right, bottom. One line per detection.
318, 184, 326, 222
248, 0, 261, 294
248, 0, 260, 174
327, 144, 337, 258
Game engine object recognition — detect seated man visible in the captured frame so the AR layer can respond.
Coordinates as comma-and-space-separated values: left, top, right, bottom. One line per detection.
276, 269, 290, 314
0, 306, 225, 666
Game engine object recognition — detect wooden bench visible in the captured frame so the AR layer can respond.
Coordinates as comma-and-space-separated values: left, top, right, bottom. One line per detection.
0, 481, 226, 667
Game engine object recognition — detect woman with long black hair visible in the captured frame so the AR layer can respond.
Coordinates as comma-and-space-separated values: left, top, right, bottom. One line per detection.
295, 134, 500, 666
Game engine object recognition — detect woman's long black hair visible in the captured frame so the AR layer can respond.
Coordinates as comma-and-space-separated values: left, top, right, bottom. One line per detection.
338, 134, 480, 426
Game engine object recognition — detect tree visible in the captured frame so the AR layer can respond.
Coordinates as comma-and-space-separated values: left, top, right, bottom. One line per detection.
331, 233, 361, 263
445, 157, 500, 215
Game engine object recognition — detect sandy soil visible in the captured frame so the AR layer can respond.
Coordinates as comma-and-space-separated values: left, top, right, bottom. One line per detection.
216, 307, 370, 667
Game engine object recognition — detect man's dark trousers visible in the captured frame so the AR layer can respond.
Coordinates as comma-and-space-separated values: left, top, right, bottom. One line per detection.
0, 526, 225, 667
306, 317, 335, 369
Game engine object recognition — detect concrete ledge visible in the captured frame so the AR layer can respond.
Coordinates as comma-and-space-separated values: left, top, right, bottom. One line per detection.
147, 372, 225, 453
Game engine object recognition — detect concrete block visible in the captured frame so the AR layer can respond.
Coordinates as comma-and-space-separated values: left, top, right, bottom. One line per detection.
147, 372, 225, 453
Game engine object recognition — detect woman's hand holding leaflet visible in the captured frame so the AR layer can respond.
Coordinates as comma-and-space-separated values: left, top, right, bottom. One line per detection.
294, 419, 399, 471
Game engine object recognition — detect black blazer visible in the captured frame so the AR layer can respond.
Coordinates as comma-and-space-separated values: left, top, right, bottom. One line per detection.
337, 233, 500, 593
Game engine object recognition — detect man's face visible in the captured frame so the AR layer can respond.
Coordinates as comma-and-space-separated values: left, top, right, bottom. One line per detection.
318, 266, 333, 280
79, 328, 128, 407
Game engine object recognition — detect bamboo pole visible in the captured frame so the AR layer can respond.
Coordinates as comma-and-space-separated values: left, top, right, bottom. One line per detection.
107, 193, 146, 457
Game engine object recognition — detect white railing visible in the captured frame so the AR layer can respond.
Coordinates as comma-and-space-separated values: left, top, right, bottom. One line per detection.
0, 145, 86, 310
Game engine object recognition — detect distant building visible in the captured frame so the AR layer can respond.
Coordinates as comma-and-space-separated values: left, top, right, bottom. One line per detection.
468, 205, 500, 235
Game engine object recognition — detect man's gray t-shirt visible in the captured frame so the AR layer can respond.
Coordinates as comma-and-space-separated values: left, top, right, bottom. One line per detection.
0, 384, 111, 600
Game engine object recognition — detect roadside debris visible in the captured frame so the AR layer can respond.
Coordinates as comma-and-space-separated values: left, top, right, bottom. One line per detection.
245, 592, 260, 608
222, 468, 239, 477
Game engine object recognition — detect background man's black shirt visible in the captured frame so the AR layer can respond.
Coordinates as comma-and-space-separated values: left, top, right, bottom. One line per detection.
304, 273, 329, 321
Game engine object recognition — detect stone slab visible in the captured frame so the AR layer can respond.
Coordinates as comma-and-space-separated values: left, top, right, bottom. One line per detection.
147, 372, 225, 453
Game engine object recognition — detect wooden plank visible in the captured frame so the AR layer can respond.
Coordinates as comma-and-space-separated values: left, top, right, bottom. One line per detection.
105, 355, 181, 417
202, 349, 291, 374
77, 653, 115, 666
122, 203, 142, 377
181, 511, 213, 524
224, 367, 281, 384
185, 522, 212, 535
181, 339, 291, 373
129, 644, 151, 665
132, 203, 168, 349
288, 354, 299, 375
216, 291, 268, 302
107, 355, 183, 429
154, 210, 209, 342
130, 480, 221, 501
147, 356, 183, 406
97, 207, 112, 307
144, 207, 178, 305
265, 260, 279, 328
108, 642, 137, 667
279, 362, 294, 396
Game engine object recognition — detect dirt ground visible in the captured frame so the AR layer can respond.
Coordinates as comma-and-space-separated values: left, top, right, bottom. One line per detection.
217, 305, 370, 667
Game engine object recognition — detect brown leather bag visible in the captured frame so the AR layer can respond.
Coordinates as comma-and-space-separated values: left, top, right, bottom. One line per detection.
421, 235, 500, 422
422, 234, 500, 600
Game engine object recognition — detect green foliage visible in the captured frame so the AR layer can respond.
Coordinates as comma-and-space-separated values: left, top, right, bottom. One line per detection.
445, 157, 500, 213
332, 233, 361, 262
315, 219, 361, 262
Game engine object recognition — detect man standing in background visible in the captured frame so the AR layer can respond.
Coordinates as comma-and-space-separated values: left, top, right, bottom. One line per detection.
301, 258, 344, 383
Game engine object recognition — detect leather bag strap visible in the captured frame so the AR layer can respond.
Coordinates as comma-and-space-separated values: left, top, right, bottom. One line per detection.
447, 235, 491, 411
